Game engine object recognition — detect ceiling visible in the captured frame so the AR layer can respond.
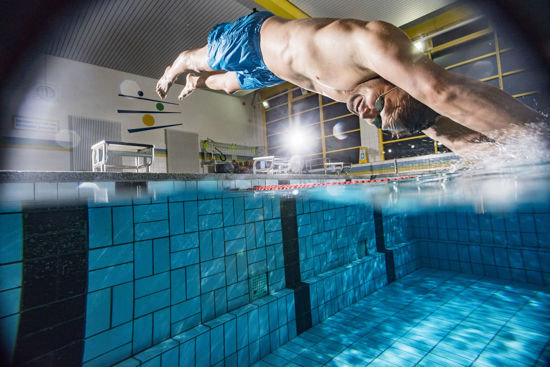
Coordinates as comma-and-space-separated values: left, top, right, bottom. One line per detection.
40, 0, 457, 86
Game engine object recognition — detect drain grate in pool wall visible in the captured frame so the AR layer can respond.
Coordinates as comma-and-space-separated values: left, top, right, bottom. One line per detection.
250, 273, 268, 301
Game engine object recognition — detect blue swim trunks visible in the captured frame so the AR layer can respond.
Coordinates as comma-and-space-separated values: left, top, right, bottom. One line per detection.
207, 11, 285, 90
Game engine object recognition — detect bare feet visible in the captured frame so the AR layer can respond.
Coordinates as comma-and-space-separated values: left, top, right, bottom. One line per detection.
178, 73, 199, 100
156, 66, 175, 99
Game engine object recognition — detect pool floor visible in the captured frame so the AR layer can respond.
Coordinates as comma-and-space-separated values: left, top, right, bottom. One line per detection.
255, 268, 550, 367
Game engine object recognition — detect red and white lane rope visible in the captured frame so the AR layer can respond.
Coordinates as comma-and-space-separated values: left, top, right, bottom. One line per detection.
250, 176, 417, 191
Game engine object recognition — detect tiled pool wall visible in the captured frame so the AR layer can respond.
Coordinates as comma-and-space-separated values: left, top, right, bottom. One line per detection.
407, 204, 550, 286
2, 177, 547, 366
1, 177, 418, 367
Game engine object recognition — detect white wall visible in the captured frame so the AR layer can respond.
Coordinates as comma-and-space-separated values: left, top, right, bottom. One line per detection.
360, 119, 383, 162
0, 54, 263, 172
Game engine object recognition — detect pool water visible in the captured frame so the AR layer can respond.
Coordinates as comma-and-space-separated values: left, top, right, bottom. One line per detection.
0, 165, 548, 366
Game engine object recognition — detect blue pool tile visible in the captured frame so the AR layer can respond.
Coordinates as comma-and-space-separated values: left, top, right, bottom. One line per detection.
196, 328, 211, 367
519, 213, 536, 233
171, 296, 199, 324
170, 267, 187, 304
238, 346, 249, 367
184, 201, 198, 233
223, 199, 235, 226
88, 263, 133, 292
224, 318, 237, 357
233, 197, 245, 225
245, 223, 256, 250
201, 273, 226, 292
135, 289, 170, 317
153, 308, 170, 344
133, 315, 153, 353
0, 288, 20, 318
187, 264, 200, 298
199, 231, 213, 261
212, 229, 225, 258
135, 272, 170, 298
215, 288, 227, 316
0, 214, 22, 264
225, 224, 246, 241
168, 202, 184, 235
201, 292, 216, 322
250, 340, 260, 364
0, 263, 21, 291
508, 249, 524, 269
112, 282, 133, 326
112, 206, 133, 245
135, 241, 153, 278
89, 207, 112, 248
199, 199, 222, 215
226, 238, 246, 255
246, 208, 263, 223
171, 232, 199, 252
199, 213, 223, 230
266, 231, 282, 245
161, 347, 178, 367
227, 280, 248, 300
179, 339, 195, 367
237, 252, 248, 281
236, 313, 249, 349
85, 289, 111, 337
171, 248, 199, 269
134, 203, 168, 223
522, 232, 538, 247
89, 244, 133, 270
153, 238, 170, 274
135, 220, 169, 241
225, 255, 237, 285
265, 219, 281, 233
201, 258, 225, 277
248, 307, 260, 342
84, 322, 132, 362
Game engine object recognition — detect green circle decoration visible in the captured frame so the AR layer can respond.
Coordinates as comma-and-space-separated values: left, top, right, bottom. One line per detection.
156, 103, 164, 111
231, 144, 237, 151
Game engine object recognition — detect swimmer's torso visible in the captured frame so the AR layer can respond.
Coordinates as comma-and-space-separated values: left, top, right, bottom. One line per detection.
260, 16, 379, 101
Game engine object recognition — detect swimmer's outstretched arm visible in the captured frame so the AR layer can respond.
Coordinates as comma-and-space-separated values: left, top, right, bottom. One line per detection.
357, 21, 544, 138
177, 71, 242, 100
422, 116, 495, 157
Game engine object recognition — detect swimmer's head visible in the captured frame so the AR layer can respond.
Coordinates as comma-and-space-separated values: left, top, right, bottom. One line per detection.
346, 78, 437, 135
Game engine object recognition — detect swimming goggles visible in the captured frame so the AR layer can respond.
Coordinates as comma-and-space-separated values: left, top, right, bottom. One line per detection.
374, 86, 398, 129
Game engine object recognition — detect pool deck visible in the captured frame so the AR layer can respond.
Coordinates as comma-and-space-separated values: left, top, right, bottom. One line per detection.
255, 268, 550, 367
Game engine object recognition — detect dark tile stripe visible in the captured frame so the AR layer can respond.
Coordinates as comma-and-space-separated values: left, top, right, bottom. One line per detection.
373, 208, 396, 283
280, 194, 312, 335
14, 206, 88, 366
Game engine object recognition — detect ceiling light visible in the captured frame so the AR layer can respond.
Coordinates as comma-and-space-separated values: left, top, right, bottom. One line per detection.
262, 100, 270, 109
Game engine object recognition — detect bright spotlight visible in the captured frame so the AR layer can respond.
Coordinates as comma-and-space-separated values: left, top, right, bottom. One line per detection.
262, 100, 270, 109
285, 127, 308, 153
413, 40, 425, 52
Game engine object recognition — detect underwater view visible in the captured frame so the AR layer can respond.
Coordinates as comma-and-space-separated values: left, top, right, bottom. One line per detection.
1, 0, 549, 366
0, 160, 549, 366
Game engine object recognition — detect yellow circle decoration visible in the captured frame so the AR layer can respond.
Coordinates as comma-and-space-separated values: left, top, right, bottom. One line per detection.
142, 114, 155, 126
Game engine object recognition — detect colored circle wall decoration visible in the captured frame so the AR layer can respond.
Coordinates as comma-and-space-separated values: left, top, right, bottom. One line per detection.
138, 91, 144, 96
156, 103, 164, 111
142, 114, 155, 126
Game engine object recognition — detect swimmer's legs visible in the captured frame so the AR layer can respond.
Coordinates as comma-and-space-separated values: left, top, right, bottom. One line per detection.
178, 71, 241, 100
156, 45, 212, 99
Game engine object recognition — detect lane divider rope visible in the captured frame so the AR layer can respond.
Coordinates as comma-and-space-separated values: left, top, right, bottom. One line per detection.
249, 176, 417, 191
